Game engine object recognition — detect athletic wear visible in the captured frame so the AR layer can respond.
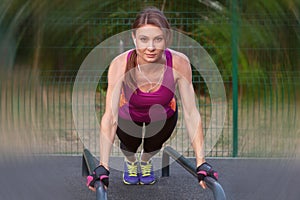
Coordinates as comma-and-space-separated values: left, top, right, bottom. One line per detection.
117, 108, 178, 155
117, 49, 178, 185
86, 165, 110, 188
123, 160, 139, 185
197, 162, 219, 182
118, 49, 176, 123
139, 160, 156, 185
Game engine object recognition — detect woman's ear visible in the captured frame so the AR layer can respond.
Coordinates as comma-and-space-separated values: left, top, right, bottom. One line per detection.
131, 32, 137, 47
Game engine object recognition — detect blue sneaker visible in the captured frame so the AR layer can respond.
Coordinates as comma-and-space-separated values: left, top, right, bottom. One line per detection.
139, 160, 156, 185
123, 160, 139, 185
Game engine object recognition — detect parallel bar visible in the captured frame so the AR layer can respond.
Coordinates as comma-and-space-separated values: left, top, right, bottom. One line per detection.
162, 146, 226, 200
82, 148, 108, 200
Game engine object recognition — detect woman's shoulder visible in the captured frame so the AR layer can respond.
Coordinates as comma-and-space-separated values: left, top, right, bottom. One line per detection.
109, 49, 133, 71
111, 49, 133, 64
167, 48, 190, 71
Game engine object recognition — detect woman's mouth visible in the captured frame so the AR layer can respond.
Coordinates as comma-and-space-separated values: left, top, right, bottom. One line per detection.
146, 54, 156, 58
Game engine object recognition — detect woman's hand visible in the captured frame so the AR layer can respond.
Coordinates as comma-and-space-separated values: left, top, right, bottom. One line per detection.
86, 165, 110, 192
196, 162, 218, 189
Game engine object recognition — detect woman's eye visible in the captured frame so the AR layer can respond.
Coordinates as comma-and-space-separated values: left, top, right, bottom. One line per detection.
155, 37, 163, 42
140, 38, 148, 42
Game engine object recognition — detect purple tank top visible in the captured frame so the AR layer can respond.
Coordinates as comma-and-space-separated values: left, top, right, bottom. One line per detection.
118, 49, 176, 122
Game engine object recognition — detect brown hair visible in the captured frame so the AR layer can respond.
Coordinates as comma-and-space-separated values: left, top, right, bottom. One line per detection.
125, 7, 171, 90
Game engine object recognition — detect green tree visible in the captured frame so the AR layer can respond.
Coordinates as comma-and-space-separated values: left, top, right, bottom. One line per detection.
1, 0, 299, 79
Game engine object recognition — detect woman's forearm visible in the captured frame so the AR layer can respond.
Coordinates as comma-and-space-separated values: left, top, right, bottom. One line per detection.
99, 114, 117, 170
191, 125, 206, 167
184, 110, 206, 167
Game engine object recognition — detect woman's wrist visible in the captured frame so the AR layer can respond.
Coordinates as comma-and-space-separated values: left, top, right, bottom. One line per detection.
99, 162, 109, 170
196, 157, 206, 167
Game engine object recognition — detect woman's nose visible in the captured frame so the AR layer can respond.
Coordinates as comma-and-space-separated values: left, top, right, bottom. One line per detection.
147, 41, 155, 51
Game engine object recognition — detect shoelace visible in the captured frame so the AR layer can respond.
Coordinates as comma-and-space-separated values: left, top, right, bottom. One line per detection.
127, 162, 138, 176
141, 162, 152, 176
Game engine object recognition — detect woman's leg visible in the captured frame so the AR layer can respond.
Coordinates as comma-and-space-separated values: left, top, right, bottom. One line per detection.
116, 117, 144, 162
142, 110, 178, 162
116, 117, 145, 184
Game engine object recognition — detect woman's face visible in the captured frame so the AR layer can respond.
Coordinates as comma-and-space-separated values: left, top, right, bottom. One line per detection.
133, 24, 166, 64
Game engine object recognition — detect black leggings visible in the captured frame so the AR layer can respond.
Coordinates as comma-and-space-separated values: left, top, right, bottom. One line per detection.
116, 109, 178, 156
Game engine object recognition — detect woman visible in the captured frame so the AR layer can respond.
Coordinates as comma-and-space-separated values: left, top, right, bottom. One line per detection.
87, 7, 218, 190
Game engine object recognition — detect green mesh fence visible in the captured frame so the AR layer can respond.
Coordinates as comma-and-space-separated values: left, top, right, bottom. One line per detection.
0, 0, 299, 158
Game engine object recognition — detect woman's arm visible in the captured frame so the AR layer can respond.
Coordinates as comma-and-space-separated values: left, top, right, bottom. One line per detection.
99, 53, 127, 170
173, 51, 206, 167
172, 51, 208, 189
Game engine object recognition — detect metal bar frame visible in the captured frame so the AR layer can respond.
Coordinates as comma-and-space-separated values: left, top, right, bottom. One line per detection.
162, 146, 226, 200
82, 146, 226, 199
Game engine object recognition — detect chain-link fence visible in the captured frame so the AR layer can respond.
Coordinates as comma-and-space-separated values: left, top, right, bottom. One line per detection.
1, 0, 299, 158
